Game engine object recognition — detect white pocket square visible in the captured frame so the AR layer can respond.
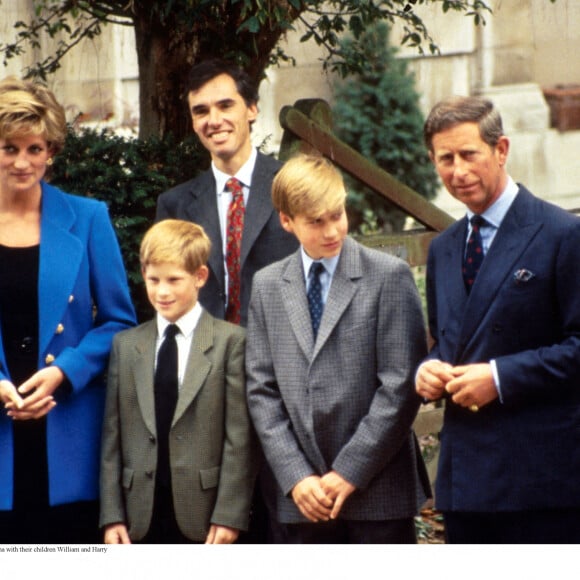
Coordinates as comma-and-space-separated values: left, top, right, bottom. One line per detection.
513, 268, 535, 283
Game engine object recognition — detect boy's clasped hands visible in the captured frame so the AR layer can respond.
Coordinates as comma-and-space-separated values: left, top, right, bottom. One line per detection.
291, 471, 356, 522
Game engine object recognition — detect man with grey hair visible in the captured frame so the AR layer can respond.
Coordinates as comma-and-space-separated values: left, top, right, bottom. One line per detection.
416, 95, 580, 543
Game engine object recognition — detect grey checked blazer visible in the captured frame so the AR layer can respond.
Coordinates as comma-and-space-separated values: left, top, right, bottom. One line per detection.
100, 310, 257, 541
246, 237, 430, 524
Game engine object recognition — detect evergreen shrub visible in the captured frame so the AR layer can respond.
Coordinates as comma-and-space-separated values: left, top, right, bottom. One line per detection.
50, 127, 208, 321
333, 22, 439, 233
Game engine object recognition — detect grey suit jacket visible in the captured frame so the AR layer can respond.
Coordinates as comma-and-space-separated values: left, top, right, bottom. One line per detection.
156, 152, 299, 326
246, 237, 430, 523
100, 310, 257, 541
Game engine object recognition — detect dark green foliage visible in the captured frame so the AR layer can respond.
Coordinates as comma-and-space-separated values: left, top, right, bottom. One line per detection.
332, 22, 440, 233
49, 127, 208, 320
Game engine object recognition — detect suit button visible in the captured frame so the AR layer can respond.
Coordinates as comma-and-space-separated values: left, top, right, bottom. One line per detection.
145, 470, 154, 478
149, 435, 155, 443
45, 354, 55, 365
492, 323, 503, 333
55, 323, 64, 334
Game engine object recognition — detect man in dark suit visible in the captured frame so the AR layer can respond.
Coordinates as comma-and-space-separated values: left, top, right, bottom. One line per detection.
156, 59, 297, 543
416, 95, 580, 543
156, 59, 298, 327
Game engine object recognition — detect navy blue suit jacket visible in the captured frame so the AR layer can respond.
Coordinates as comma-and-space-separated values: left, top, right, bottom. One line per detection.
156, 152, 298, 326
426, 186, 580, 512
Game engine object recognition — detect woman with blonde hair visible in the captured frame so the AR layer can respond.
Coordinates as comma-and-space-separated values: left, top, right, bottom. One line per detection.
0, 77, 135, 543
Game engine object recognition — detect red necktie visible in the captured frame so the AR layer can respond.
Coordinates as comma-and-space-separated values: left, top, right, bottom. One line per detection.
225, 177, 245, 324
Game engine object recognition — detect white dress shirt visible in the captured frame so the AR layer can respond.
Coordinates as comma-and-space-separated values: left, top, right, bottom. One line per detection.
155, 302, 203, 388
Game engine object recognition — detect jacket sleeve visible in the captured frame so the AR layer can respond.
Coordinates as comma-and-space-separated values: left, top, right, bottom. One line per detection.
245, 278, 317, 496
210, 328, 258, 531
54, 202, 136, 392
495, 218, 580, 404
99, 334, 126, 528
331, 259, 427, 489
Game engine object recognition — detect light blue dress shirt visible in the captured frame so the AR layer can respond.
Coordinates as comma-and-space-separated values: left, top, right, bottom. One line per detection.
301, 247, 341, 305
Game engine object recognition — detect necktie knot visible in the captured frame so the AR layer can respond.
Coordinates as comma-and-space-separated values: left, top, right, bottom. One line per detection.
164, 324, 180, 340
309, 262, 325, 279
226, 177, 243, 198
470, 214, 487, 231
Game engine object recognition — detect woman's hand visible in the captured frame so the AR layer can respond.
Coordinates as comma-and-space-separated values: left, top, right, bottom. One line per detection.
0, 379, 24, 411
6, 366, 64, 420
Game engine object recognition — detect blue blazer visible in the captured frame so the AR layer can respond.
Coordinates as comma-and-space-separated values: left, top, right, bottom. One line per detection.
426, 186, 580, 512
0, 182, 136, 510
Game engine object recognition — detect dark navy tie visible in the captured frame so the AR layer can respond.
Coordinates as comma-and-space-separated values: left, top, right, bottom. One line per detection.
307, 262, 325, 339
463, 215, 487, 293
154, 324, 179, 488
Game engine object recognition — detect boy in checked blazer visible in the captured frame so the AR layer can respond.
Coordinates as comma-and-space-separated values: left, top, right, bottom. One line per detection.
246, 154, 430, 543
100, 219, 256, 543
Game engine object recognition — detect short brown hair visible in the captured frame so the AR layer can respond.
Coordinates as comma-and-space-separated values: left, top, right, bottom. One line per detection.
272, 154, 347, 218
424, 95, 504, 153
186, 59, 258, 108
0, 76, 67, 154
140, 219, 211, 274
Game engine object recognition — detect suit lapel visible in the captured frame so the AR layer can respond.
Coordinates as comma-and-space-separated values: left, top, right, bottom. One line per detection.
185, 172, 224, 291
457, 189, 543, 356
173, 310, 213, 425
281, 251, 314, 361
133, 321, 158, 436
241, 153, 277, 267
439, 218, 469, 327
312, 237, 361, 360
38, 183, 83, 356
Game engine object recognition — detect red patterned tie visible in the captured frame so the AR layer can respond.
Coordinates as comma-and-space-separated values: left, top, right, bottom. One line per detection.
225, 177, 245, 324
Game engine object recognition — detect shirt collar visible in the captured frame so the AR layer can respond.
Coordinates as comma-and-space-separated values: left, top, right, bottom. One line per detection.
466, 176, 518, 229
156, 301, 203, 339
213, 147, 258, 195
301, 246, 341, 281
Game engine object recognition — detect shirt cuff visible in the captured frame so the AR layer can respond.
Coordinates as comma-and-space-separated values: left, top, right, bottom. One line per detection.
490, 359, 503, 403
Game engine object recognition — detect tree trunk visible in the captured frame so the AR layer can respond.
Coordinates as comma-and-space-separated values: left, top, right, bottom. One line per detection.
131, 3, 297, 140
133, 12, 196, 140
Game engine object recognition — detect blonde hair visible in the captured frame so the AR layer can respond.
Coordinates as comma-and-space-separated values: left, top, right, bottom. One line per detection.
0, 76, 67, 154
140, 219, 211, 274
272, 154, 347, 218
